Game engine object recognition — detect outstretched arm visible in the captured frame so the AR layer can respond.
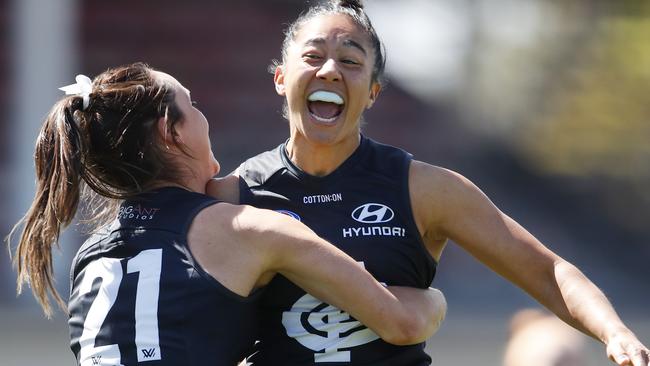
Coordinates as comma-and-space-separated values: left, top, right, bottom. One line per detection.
410, 160, 649, 365
234, 205, 447, 345
553, 261, 649, 365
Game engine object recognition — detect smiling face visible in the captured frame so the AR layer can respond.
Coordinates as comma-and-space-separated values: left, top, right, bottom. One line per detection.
275, 13, 381, 151
153, 71, 220, 190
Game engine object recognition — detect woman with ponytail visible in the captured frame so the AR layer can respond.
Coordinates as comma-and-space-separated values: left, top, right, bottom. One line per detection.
9, 63, 447, 365
209, 1, 649, 365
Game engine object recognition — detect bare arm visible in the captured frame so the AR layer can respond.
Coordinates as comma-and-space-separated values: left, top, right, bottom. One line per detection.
411, 160, 649, 365
234, 205, 447, 345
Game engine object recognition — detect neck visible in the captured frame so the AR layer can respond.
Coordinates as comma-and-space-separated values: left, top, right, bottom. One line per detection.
151, 170, 207, 194
161, 154, 209, 194
178, 175, 207, 194
149, 180, 202, 194
286, 134, 361, 177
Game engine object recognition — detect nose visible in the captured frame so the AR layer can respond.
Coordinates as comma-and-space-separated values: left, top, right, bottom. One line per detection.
316, 58, 341, 82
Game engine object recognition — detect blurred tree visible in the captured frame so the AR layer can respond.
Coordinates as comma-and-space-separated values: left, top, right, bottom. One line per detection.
520, 1, 650, 232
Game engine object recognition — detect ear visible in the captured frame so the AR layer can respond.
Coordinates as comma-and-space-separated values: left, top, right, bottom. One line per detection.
157, 116, 174, 147
274, 65, 286, 96
366, 82, 382, 109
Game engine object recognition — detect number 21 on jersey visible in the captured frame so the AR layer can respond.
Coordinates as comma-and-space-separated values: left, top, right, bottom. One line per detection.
78, 249, 162, 365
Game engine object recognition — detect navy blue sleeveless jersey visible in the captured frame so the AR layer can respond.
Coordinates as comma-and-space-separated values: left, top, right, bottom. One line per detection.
68, 187, 260, 366
238, 136, 437, 365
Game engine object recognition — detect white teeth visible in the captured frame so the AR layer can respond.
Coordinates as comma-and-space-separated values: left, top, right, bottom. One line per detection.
311, 114, 338, 123
307, 91, 344, 105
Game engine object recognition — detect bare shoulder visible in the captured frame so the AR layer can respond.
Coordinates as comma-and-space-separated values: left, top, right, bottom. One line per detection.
193, 202, 304, 247
189, 201, 244, 240
188, 202, 279, 294
188, 203, 288, 262
411, 160, 491, 207
409, 160, 485, 219
193, 202, 274, 233
409, 160, 496, 247
206, 172, 240, 204
409, 160, 476, 194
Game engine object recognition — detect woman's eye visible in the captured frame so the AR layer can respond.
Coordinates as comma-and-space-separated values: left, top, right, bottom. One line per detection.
341, 59, 359, 65
304, 54, 321, 59
191, 101, 198, 107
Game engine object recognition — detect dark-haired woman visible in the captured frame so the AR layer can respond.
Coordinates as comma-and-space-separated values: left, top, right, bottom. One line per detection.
208, 1, 649, 365
8, 63, 447, 366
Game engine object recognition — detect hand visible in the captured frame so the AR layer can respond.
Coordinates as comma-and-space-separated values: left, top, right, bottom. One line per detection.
606, 328, 650, 365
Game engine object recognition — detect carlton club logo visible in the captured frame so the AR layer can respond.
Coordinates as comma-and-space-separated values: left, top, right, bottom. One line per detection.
282, 262, 380, 363
351, 203, 394, 223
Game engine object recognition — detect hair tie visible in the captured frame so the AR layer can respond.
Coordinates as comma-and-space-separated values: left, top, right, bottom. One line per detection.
59, 74, 93, 110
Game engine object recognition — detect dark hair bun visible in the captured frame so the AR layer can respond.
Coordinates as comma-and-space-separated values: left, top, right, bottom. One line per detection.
336, 0, 364, 11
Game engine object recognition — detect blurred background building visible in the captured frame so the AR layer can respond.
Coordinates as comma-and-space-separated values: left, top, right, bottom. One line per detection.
0, 0, 648, 365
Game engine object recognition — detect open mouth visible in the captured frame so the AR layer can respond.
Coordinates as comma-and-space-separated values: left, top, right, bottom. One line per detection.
307, 90, 344, 123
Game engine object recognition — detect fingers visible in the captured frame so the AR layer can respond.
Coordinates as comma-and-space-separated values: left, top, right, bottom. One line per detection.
609, 346, 650, 366
628, 348, 650, 366
609, 352, 631, 366
609, 342, 629, 365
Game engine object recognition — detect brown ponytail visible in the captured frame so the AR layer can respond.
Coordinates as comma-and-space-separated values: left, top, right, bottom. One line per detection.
7, 62, 186, 317
9, 96, 86, 317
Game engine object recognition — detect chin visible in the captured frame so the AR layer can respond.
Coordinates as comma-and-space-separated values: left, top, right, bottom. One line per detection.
209, 156, 220, 176
304, 130, 342, 146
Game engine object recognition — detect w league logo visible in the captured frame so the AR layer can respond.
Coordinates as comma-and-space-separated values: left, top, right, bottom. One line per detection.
141, 348, 157, 358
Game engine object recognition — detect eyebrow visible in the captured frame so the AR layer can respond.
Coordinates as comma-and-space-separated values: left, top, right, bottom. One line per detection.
343, 39, 367, 55
304, 37, 367, 55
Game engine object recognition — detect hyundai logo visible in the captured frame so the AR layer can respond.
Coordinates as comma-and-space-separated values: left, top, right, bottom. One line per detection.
351, 203, 394, 223
276, 209, 302, 221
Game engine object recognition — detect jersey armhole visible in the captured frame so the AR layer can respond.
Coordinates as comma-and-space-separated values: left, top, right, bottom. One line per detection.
180, 198, 221, 234
180, 199, 264, 303
402, 156, 439, 279
185, 247, 265, 303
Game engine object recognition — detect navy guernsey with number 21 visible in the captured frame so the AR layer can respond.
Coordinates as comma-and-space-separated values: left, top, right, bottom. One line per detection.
68, 187, 260, 366
239, 135, 438, 366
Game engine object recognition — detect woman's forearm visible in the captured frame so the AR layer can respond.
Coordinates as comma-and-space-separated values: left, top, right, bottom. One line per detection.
548, 261, 650, 365
552, 260, 628, 342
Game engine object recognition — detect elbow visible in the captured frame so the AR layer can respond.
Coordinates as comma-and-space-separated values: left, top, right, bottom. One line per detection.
381, 294, 447, 346
380, 316, 432, 346
434, 290, 448, 333
426, 289, 447, 337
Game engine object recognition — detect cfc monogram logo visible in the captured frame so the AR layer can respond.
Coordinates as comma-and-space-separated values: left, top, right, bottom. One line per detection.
282, 262, 379, 363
